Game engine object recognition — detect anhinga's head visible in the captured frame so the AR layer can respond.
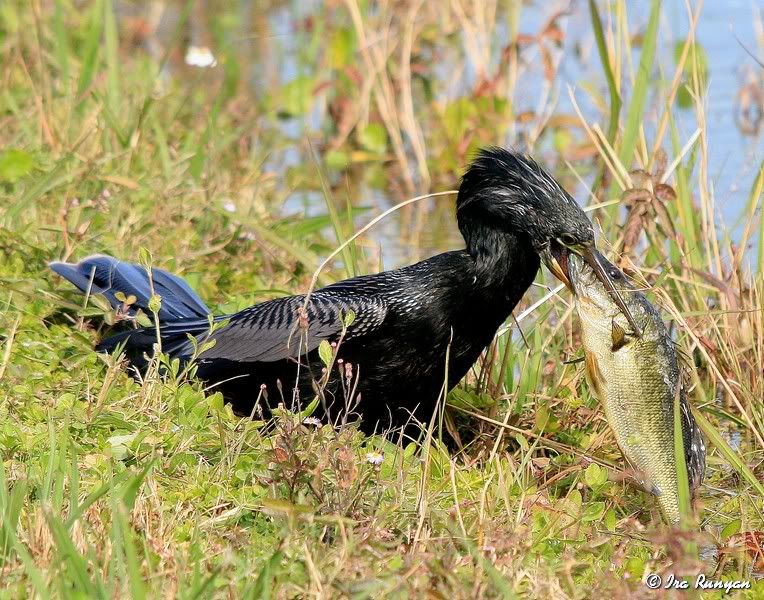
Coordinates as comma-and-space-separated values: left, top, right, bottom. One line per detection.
456, 147, 641, 335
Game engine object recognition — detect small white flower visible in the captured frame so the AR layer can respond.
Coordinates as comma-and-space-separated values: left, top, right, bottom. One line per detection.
366, 451, 384, 466
185, 46, 217, 68
222, 200, 236, 213
303, 417, 321, 427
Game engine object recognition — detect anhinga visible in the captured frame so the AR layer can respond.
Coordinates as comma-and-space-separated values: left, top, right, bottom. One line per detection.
51, 147, 635, 434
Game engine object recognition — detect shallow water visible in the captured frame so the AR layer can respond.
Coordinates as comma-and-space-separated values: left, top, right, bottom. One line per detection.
280, 1, 762, 265
133, 0, 764, 267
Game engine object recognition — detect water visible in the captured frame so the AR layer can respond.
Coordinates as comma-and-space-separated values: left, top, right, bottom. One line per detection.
131, 0, 764, 267
516, 1, 764, 257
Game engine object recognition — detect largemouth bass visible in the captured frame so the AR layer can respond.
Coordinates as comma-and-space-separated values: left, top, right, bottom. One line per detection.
567, 251, 705, 524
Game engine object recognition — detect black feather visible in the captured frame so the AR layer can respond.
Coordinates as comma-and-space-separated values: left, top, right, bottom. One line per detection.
50, 149, 595, 435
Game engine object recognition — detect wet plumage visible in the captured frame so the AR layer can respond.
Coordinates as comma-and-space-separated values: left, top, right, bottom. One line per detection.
51, 148, 600, 435
568, 252, 706, 523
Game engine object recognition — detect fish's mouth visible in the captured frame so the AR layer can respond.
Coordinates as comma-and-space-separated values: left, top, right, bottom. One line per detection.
578, 246, 641, 337
544, 242, 643, 338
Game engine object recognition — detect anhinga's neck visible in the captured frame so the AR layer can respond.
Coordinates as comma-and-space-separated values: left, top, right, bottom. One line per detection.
463, 222, 541, 294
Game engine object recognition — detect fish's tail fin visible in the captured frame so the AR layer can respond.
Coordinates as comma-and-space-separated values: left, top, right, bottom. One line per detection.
50, 254, 211, 323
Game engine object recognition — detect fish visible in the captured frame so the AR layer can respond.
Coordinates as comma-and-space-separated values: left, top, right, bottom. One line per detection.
566, 250, 705, 524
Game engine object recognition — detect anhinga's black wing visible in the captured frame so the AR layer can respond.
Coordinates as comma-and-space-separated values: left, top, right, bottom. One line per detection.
169, 291, 389, 363
51, 254, 390, 366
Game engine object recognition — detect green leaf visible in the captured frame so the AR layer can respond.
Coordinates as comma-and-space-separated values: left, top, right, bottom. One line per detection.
552, 128, 573, 153
581, 501, 606, 522
248, 549, 283, 599
674, 41, 709, 108
45, 513, 106, 597
588, 0, 622, 147
720, 519, 741, 540
442, 98, 477, 141
76, 0, 103, 107
278, 76, 315, 118
329, 28, 354, 68
609, 0, 660, 204
298, 396, 320, 419
0, 473, 27, 561
116, 458, 157, 512
584, 463, 607, 488
0, 3, 20, 34
138, 247, 152, 265
625, 556, 645, 580
446, 388, 495, 410
107, 433, 136, 461
52, 0, 70, 83
403, 443, 417, 460
604, 508, 617, 532
358, 123, 388, 155
0, 465, 46, 596
66, 472, 131, 528
0, 149, 34, 183
6, 153, 72, 221
147, 293, 162, 315
326, 150, 350, 170
534, 402, 550, 431
209, 392, 225, 414
673, 41, 709, 76
318, 340, 333, 367
103, 0, 120, 120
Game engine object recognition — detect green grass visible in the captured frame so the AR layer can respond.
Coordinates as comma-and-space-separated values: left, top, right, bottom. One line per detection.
1, 0, 763, 597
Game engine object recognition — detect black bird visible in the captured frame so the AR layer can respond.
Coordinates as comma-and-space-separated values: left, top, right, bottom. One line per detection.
50, 148, 634, 435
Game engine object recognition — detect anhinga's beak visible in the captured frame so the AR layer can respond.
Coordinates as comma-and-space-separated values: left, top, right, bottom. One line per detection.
541, 241, 572, 291
542, 241, 643, 338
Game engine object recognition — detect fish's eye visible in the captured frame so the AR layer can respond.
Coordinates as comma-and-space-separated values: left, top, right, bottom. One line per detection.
559, 233, 577, 246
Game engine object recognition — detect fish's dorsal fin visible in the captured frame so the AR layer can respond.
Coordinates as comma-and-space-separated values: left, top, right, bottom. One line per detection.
611, 320, 629, 352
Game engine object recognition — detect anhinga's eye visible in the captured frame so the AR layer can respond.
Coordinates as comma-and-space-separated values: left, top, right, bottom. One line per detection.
559, 233, 578, 246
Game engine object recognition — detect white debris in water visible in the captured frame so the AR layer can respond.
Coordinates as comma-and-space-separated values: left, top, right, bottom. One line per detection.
185, 46, 217, 68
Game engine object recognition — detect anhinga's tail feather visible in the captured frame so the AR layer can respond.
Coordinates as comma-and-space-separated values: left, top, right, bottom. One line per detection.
50, 255, 214, 366
49, 254, 211, 322
93, 324, 213, 369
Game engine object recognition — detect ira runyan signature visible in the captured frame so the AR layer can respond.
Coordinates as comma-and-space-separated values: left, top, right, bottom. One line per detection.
644, 573, 752, 594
